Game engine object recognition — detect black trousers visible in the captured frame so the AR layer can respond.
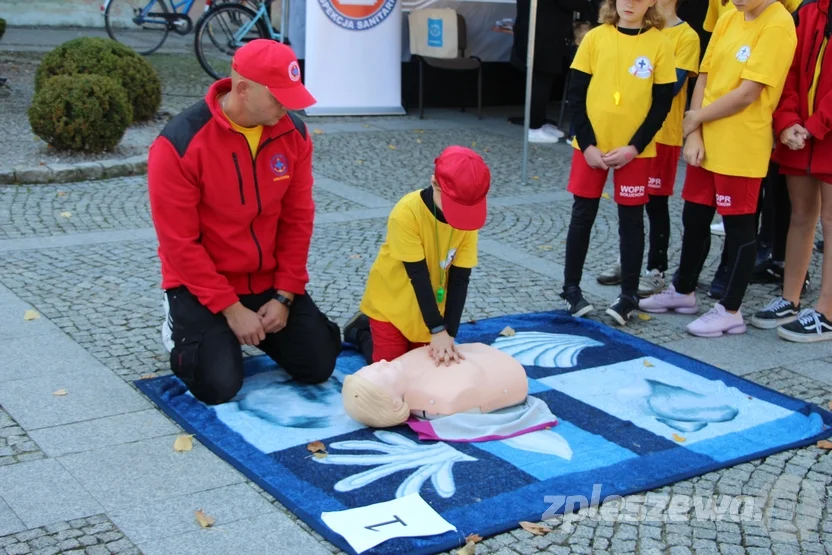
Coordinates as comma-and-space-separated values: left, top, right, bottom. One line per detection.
530, 70, 556, 129
757, 162, 790, 262
167, 286, 342, 405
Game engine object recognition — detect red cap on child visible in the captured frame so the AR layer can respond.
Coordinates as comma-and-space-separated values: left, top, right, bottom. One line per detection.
434, 146, 491, 231
231, 39, 316, 111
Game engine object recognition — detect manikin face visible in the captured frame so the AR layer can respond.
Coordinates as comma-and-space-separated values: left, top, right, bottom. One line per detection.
616, 0, 656, 26
355, 359, 405, 400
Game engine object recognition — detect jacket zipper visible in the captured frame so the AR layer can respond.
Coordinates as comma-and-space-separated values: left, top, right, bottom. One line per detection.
232, 153, 245, 205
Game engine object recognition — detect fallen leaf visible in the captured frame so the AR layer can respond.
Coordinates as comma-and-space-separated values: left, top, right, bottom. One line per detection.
601, 192, 611, 200
173, 434, 194, 452
455, 540, 477, 555
537, 245, 553, 251
23, 310, 40, 321
38, 161, 45, 166
312, 128, 324, 135
388, 144, 396, 150
60, 211, 72, 218
139, 373, 158, 380
465, 533, 483, 543
643, 360, 654, 367
195, 509, 215, 528
532, 175, 539, 180
499, 326, 516, 337
672, 433, 686, 443
313, 452, 328, 459
362, 124, 370, 128
817, 440, 832, 450
637, 313, 652, 321
414, 129, 425, 134
519, 521, 551, 536
356, 160, 364, 164
416, 138, 422, 143
307, 440, 326, 453
471, 142, 477, 147
828, 401, 832, 410
52, 389, 67, 396
484, 147, 490, 152
56, 191, 67, 197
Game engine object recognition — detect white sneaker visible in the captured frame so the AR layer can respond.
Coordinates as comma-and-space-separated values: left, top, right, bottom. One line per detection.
541, 123, 565, 139
528, 128, 559, 143
161, 293, 174, 353
638, 269, 666, 297
710, 221, 725, 236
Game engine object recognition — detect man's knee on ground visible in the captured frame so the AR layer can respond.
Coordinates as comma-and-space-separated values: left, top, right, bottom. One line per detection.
189, 372, 243, 405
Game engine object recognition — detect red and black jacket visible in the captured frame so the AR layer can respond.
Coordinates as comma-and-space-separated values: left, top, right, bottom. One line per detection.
147, 79, 315, 314
773, 0, 832, 173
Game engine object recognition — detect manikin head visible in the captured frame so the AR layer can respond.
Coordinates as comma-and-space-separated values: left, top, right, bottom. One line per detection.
342, 359, 410, 428
223, 39, 316, 127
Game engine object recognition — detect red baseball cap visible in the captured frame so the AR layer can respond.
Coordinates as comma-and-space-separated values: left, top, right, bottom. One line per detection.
434, 146, 491, 231
231, 39, 316, 111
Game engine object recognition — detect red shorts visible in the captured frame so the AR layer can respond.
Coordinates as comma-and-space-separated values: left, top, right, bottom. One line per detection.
681, 164, 762, 216
778, 165, 832, 184
567, 149, 650, 205
369, 318, 428, 363
647, 143, 681, 196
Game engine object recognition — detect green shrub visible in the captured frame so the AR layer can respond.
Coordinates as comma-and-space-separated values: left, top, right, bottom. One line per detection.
0, 19, 6, 41
34, 37, 161, 122
29, 74, 133, 152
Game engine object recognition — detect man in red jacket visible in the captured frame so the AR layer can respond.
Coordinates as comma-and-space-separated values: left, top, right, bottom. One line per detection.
148, 39, 341, 405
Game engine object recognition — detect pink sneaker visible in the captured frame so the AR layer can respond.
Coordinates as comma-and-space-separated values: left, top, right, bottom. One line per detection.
638, 285, 698, 314
686, 304, 747, 337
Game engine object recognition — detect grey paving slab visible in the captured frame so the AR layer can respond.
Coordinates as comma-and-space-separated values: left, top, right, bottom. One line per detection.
784, 358, 832, 388
28, 409, 180, 458
0, 333, 104, 383
0, 498, 25, 537
0, 366, 151, 431
664, 329, 832, 376
0, 459, 104, 528
0, 228, 146, 253
137, 512, 330, 555
58, 435, 245, 511
368, 117, 467, 131
0, 298, 62, 339
314, 176, 394, 209
108, 483, 276, 545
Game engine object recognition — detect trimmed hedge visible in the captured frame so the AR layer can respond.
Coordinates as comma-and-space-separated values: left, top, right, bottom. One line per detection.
34, 37, 161, 122
29, 74, 133, 152
0, 18, 6, 41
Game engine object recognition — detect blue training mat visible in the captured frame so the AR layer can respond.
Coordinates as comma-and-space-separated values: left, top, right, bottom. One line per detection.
136, 311, 832, 555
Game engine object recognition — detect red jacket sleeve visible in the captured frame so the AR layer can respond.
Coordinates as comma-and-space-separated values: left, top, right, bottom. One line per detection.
273, 130, 315, 295
772, 30, 803, 136
148, 137, 239, 313
806, 74, 832, 140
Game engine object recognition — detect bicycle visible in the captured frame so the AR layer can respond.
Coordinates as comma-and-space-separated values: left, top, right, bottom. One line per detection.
194, 0, 283, 80
102, 0, 259, 56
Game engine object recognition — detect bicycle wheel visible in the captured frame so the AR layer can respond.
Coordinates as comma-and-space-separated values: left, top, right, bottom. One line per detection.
105, 0, 170, 55
195, 3, 270, 80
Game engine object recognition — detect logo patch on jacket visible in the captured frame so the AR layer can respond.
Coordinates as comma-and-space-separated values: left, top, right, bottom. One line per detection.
271, 154, 291, 181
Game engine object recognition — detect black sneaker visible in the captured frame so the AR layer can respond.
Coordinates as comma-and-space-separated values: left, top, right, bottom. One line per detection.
560, 287, 594, 318
606, 294, 639, 326
750, 296, 800, 330
778, 309, 832, 343
343, 311, 369, 345
816, 239, 824, 253
708, 264, 728, 299
750, 259, 784, 285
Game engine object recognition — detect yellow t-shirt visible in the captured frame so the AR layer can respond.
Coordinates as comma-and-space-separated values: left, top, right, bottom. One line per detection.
359, 190, 478, 344
699, 3, 797, 177
570, 24, 676, 158
655, 22, 701, 147
704, 0, 802, 32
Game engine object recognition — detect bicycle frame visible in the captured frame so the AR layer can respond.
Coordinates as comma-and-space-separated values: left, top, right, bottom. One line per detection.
102, 0, 196, 25
225, 2, 279, 44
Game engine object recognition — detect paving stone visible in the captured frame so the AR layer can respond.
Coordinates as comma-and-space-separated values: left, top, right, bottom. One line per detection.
82, 546, 110, 555
31, 546, 60, 555
718, 545, 745, 555
670, 547, 693, 555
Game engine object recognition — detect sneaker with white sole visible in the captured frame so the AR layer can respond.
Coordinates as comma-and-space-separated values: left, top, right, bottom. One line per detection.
528, 127, 559, 143
161, 293, 174, 353
560, 286, 594, 317
750, 296, 800, 330
638, 269, 666, 297
638, 284, 698, 314
686, 303, 747, 337
606, 294, 639, 326
541, 123, 565, 139
777, 309, 832, 343
597, 263, 622, 286
710, 221, 725, 236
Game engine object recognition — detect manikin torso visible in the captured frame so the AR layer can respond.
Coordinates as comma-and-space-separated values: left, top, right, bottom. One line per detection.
354, 343, 528, 416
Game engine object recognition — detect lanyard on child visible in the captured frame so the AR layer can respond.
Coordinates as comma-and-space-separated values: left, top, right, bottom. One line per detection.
433, 203, 453, 303
614, 26, 643, 106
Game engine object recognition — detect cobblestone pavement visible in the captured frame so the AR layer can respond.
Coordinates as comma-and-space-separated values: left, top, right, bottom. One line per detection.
1, 112, 832, 555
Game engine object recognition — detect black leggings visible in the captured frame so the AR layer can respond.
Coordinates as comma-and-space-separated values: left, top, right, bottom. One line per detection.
530, 71, 556, 129
757, 164, 790, 262
646, 195, 670, 272
674, 202, 757, 311
564, 196, 644, 298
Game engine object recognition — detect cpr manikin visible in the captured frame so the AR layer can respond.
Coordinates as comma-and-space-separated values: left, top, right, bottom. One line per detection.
342, 343, 529, 428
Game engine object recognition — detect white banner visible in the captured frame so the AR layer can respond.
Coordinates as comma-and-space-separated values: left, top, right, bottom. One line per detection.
304, 0, 405, 115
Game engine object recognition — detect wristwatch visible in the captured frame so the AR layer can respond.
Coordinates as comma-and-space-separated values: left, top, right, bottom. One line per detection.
429, 324, 446, 334
273, 293, 293, 308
